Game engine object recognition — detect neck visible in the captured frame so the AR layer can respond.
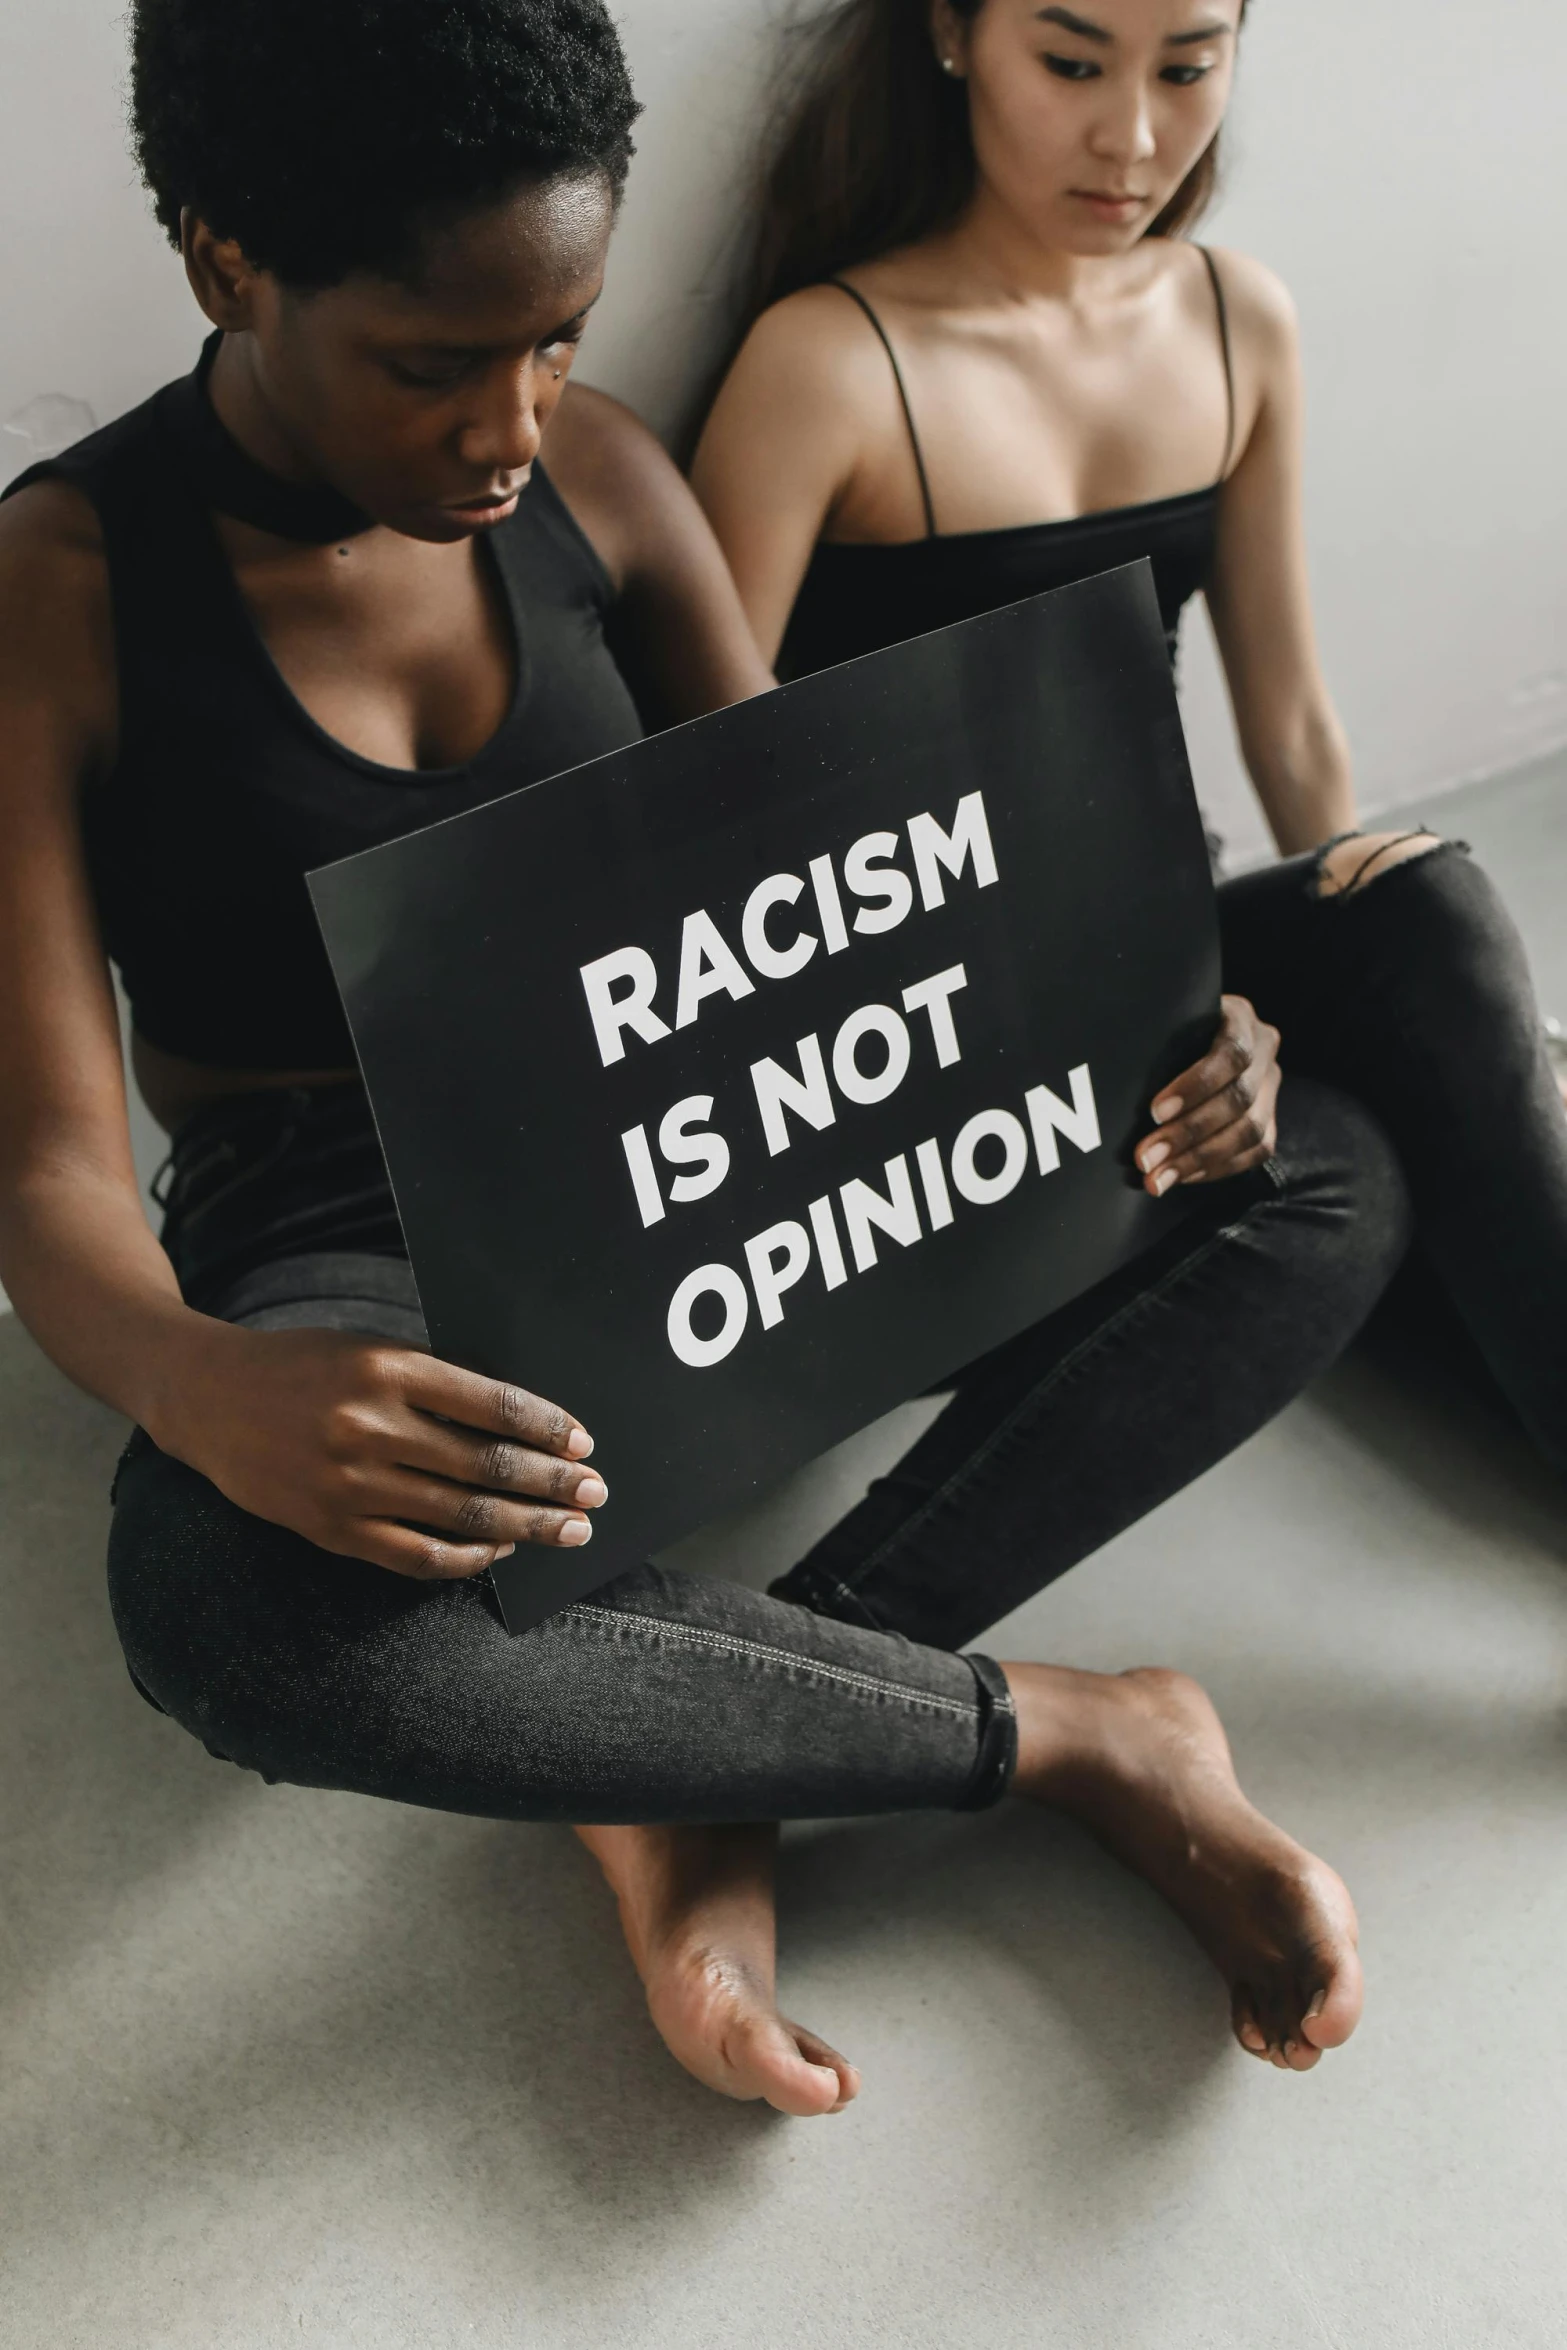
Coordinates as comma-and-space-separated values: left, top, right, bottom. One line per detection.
205, 331, 331, 489
933, 185, 1145, 306
182, 327, 377, 545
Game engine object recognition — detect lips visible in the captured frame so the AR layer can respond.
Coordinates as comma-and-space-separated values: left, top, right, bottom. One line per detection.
444, 469, 531, 513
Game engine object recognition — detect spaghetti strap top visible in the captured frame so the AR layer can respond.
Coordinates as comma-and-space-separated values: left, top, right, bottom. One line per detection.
828, 278, 940, 538
778, 245, 1237, 680
1200, 245, 1238, 484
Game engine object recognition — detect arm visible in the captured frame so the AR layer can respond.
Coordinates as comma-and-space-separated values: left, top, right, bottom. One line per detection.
690, 291, 883, 669
544, 383, 773, 723
0, 484, 198, 1431
0, 487, 603, 1576
1203, 254, 1357, 857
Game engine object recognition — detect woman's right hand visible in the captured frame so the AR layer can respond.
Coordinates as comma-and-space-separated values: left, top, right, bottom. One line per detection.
157, 1322, 606, 1578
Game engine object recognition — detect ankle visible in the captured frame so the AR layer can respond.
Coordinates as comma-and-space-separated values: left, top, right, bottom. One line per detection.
1003, 1661, 1166, 1805
575, 1822, 779, 1976
1002, 1661, 1094, 1794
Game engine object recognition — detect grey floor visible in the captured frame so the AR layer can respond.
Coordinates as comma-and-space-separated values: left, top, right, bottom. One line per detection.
2, 754, 1564, 2350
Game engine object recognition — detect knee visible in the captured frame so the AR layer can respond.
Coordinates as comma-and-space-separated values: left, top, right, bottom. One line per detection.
1312, 829, 1444, 900
1280, 1079, 1413, 1295
1313, 830, 1529, 998
1336, 1099, 1413, 1288
106, 1439, 327, 1780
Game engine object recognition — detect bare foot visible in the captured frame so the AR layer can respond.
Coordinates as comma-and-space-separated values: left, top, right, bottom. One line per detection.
1004, 1664, 1362, 2071
574, 1821, 860, 2116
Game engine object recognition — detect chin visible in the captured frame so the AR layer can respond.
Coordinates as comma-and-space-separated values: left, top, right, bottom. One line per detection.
1053, 212, 1153, 256
381, 489, 526, 544
378, 507, 484, 545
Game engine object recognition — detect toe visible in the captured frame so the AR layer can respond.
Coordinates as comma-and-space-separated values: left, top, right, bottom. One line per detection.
727, 2014, 844, 2118
793, 2024, 862, 2111
1231, 1992, 1270, 2059
1299, 1947, 1363, 2052
1251, 1984, 1307, 2070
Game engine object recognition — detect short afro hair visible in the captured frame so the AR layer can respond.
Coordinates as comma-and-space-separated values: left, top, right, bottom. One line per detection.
131, 0, 641, 288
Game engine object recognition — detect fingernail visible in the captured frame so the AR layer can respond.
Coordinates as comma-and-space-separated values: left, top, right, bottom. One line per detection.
495, 1543, 516, 1560
558, 1516, 593, 1546
1139, 1140, 1171, 1173
574, 1474, 608, 1508
1306, 1990, 1326, 2020
1152, 1096, 1181, 1124
565, 1426, 594, 1459
1181, 1170, 1206, 1184
1152, 1168, 1178, 1196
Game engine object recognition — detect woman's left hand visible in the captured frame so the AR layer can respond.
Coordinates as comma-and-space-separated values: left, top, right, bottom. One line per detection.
1135, 994, 1282, 1195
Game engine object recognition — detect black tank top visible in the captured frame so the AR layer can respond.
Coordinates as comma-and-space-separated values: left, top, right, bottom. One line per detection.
1, 339, 643, 1068
779, 248, 1236, 683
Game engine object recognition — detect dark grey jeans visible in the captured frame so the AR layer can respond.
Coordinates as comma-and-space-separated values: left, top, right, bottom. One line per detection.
107, 841, 1562, 1823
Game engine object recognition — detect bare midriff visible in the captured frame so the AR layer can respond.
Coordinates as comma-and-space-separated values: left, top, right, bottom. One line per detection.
132, 1031, 359, 1133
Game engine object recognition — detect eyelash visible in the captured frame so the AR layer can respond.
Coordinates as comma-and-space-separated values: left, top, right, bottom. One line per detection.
390, 360, 468, 390
1042, 54, 1214, 86
389, 325, 587, 392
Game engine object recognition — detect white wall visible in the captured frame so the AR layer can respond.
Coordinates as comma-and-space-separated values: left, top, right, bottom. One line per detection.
3, 0, 1565, 836
1171, 2, 1567, 860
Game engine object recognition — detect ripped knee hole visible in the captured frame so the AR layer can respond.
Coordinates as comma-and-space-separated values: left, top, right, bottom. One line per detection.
1312, 830, 1444, 901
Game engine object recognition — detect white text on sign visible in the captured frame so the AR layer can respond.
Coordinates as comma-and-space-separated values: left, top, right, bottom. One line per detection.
579, 791, 998, 1068
664, 1069, 1102, 1368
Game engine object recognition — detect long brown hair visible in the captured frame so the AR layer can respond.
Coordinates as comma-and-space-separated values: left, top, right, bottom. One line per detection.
747, 0, 1248, 318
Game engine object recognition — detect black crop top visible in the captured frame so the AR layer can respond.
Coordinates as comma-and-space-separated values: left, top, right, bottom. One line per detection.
779, 249, 1235, 683
2, 341, 643, 1069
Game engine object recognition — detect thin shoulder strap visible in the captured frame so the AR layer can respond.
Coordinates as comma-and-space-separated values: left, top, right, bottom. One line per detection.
1197, 246, 1237, 484
826, 278, 938, 538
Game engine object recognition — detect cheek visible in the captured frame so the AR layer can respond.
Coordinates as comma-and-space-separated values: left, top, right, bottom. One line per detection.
536, 343, 585, 415
314, 380, 456, 492
275, 338, 410, 463
970, 71, 1083, 190
338, 384, 440, 462
1157, 80, 1232, 177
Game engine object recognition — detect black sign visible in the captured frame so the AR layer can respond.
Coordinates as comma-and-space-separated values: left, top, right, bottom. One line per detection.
310, 562, 1217, 1631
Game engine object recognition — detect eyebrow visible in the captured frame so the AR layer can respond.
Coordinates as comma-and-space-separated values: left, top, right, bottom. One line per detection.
393, 297, 601, 356
1036, 8, 1112, 41
1035, 8, 1233, 43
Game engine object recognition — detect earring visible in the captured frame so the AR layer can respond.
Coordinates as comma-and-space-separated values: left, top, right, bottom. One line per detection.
940, 55, 957, 72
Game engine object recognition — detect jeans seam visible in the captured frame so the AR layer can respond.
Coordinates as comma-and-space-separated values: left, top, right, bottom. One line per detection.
558, 1602, 979, 1719
829, 1195, 1282, 1601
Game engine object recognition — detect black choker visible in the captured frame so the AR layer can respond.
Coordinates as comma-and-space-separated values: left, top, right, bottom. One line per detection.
161, 332, 376, 545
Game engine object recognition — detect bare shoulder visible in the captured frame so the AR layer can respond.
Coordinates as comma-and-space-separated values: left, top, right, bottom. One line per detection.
0, 476, 107, 598
731, 283, 903, 401
1203, 246, 1300, 363
703, 284, 905, 494
545, 380, 675, 498
543, 381, 713, 588
0, 480, 115, 768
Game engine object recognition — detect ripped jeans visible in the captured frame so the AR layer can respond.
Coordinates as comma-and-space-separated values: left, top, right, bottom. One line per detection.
107, 839, 1565, 1823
